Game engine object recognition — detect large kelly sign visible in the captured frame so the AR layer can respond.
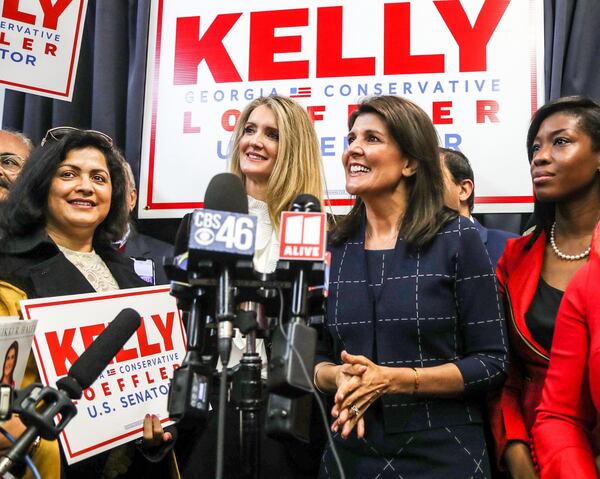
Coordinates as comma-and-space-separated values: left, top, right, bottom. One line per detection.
21, 286, 187, 464
0, 0, 88, 100
139, 0, 544, 218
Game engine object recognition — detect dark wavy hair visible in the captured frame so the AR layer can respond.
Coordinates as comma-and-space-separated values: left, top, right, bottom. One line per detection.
2, 340, 18, 386
330, 96, 456, 249
0, 130, 129, 247
526, 95, 600, 247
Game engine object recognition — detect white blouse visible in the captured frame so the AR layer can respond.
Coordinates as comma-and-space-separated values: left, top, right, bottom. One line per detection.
57, 245, 119, 292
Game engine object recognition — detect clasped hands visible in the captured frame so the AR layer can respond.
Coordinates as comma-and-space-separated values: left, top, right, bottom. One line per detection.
331, 351, 388, 439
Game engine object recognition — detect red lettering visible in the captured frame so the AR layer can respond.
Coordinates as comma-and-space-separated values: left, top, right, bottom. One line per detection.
80, 323, 106, 350
174, 14, 242, 85
151, 312, 175, 352
117, 377, 125, 392
159, 367, 168, 380
384, 3, 444, 75
39, 0, 73, 30
45, 329, 78, 376
476, 100, 500, 123
432, 101, 453, 124
316, 7, 375, 78
435, 0, 510, 72
347, 104, 359, 119
183, 111, 201, 133
22, 37, 33, 50
101, 382, 112, 396
83, 387, 95, 401
145, 370, 155, 384
44, 43, 57, 56
0, 32, 9, 46
2, 0, 35, 25
137, 319, 161, 356
115, 341, 138, 362
307, 105, 325, 124
221, 109, 240, 132
249, 9, 308, 81
132, 374, 139, 388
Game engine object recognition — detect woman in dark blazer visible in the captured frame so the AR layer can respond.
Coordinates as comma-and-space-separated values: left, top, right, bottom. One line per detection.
313, 96, 508, 478
0, 128, 173, 478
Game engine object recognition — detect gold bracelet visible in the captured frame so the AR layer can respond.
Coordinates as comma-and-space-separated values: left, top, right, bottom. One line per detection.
411, 367, 420, 394
314, 362, 335, 394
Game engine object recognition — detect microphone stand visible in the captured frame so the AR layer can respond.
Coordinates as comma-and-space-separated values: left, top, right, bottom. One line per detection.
232, 301, 268, 479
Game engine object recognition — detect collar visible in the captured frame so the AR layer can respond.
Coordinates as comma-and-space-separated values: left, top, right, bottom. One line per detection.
0, 229, 55, 255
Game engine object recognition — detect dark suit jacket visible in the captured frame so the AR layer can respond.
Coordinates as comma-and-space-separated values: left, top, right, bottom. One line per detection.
121, 229, 173, 285
472, 217, 518, 267
319, 215, 508, 434
0, 230, 147, 298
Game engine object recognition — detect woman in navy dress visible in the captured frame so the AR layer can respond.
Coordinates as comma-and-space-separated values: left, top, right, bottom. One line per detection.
313, 96, 508, 478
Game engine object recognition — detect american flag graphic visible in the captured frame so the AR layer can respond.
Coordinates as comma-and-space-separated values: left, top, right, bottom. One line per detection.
289, 86, 312, 98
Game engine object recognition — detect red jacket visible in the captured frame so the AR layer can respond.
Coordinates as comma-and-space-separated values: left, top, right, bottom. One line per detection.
532, 256, 600, 478
490, 232, 550, 469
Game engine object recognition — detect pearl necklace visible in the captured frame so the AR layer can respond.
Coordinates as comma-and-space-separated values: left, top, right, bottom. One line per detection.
550, 222, 591, 261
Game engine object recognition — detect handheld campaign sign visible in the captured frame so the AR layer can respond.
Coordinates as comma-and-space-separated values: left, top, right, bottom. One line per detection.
20, 286, 186, 464
189, 208, 256, 256
279, 211, 327, 261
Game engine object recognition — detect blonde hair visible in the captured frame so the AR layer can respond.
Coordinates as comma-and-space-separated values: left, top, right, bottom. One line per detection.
230, 96, 324, 229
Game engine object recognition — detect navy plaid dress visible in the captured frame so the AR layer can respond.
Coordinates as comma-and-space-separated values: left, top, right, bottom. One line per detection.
317, 215, 508, 478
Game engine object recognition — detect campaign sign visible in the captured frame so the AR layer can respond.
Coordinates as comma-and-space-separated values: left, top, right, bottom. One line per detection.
0, 317, 37, 388
189, 208, 257, 256
279, 211, 326, 261
0, 0, 88, 100
20, 286, 186, 464
139, 0, 544, 218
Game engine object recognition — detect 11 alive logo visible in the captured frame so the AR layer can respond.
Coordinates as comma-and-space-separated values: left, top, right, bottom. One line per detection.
279, 211, 327, 261
189, 208, 256, 256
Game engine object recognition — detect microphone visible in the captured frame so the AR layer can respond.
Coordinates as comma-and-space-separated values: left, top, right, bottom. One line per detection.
266, 194, 326, 442
188, 173, 256, 366
57, 308, 142, 399
0, 309, 141, 476
268, 194, 325, 396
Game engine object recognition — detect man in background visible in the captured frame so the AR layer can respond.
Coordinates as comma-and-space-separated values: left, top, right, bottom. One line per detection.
116, 159, 173, 285
0, 130, 33, 201
441, 147, 517, 266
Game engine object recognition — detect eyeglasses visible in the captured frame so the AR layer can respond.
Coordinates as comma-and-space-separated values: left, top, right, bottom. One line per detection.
0, 153, 25, 173
41, 126, 113, 147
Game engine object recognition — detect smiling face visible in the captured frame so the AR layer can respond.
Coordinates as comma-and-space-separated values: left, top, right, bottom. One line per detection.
238, 104, 279, 191
343, 112, 415, 200
530, 112, 600, 203
3, 346, 16, 380
46, 147, 112, 240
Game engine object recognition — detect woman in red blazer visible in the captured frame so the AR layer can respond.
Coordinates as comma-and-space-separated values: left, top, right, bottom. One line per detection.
531, 226, 600, 478
491, 96, 600, 478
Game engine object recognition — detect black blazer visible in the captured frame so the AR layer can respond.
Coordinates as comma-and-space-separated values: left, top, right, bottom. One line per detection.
0, 230, 147, 298
121, 229, 173, 285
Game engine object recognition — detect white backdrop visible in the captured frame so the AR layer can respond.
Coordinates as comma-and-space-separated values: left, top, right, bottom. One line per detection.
138, 0, 544, 218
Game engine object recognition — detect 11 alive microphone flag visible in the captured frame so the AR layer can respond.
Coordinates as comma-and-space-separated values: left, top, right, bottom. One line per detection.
189, 208, 257, 256
279, 211, 327, 261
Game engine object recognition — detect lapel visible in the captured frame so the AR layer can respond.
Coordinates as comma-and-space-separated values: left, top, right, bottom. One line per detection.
505, 232, 548, 356
472, 217, 488, 246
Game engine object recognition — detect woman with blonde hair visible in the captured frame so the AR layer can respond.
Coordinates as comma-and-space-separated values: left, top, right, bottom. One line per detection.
181, 95, 326, 478
230, 94, 324, 272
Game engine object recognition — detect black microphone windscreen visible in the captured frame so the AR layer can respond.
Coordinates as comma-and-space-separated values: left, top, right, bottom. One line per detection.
68, 308, 141, 390
204, 173, 248, 214
290, 194, 321, 213
174, 213, 191, 256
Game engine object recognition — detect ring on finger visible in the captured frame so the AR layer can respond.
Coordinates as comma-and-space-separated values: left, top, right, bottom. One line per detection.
349, 404, 360, 417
